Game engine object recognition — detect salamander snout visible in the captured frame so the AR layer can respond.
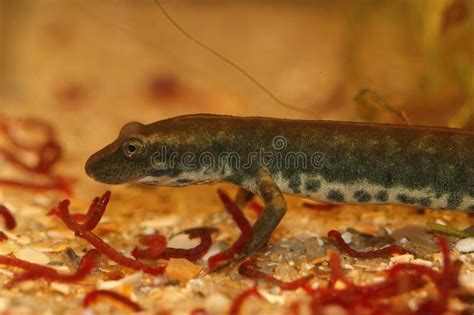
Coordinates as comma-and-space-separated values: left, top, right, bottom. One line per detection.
85, 136, 150, 185
85, 152, 100, 180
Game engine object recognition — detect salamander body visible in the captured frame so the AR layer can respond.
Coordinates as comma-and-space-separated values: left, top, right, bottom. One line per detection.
85, 114, 474, 258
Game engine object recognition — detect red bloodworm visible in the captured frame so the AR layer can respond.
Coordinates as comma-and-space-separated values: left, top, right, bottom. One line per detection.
0, 119, 61, 174
48, 208, 88, 222
139, 233, 167, 247
158, 227, 216, 261
47, 195, 101, 221
238, 258, 313, 290
387, 263, 439, 282
247, 201, 264, 216
190, 307, 207, 315
53, 193, 165, 275
208, 190, 252, 270
131, 232, 167, 260
0, 118, 54, 151
387, 235, 460, 313
327, 252, 352, 288
0, 231, 8, 241
0, 255, 56, 277
288, 302, 300, 315
0, 205, 16, 230
77, 191, 111, 231
83, 289, 143, 312
76, 231, 165, 276
54, 191, 111, 232
0, 117, 72, 194
0, 249, 100, 288
304, 236, 460, 314
36, 140, 62, 173
327, 230, 407, 258
305, 256, 431, 312
229, 287, 263, 315
0, 175, 73, 195
7, 249, 101, 287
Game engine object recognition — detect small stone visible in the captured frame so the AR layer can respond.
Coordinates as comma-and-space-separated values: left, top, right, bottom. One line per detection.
258, 289, 285, 305
390, 254, 414, 264
47, 230, 75, 240
14, 248, 50, 265
50, 283, 70, 295
341, 232, 352, 244
460, 272, 474, 290
0, 242, 20, 255
167, 234, 200, 249
0, 297, 10, 312
165, 258, 202, 282
98, 273, 143, 290
204, 292, 231, 311
455, 237, 474, 253
411, 259, 433, 267
139, 215, 178, 228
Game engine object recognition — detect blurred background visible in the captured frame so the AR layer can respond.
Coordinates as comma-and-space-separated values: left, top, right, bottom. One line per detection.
0, 0, 473, 182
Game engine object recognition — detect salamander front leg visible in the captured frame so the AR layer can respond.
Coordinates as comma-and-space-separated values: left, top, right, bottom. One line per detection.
239, 170, 287, 259
212, 171, 285, 272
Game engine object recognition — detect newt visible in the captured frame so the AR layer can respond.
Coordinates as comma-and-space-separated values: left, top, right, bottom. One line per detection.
85, 114, 474, 260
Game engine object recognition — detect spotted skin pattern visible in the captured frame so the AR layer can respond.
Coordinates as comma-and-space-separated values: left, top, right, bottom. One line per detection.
85, 114, 474, 260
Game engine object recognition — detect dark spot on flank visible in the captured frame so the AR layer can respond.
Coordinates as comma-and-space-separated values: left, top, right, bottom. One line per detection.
418, 197, 432, 207
289, 174, 302, 194
305, 179, 321, 192
416, 208, 426, 215
397, 194, 416, 204
468, 205, 474, 211
327, 190, 344, 202
353, 190, 372, 203
447, 194, 463, 209
375, 190, 388, 202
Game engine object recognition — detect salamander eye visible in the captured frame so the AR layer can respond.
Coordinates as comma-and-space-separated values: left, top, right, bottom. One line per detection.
122, 137, 146, 158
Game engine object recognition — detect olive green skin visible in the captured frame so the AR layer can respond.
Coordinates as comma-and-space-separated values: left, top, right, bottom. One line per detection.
86, 114, 474, 211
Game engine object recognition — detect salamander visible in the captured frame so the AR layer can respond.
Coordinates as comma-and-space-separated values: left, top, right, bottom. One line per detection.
85, 114, 474, 260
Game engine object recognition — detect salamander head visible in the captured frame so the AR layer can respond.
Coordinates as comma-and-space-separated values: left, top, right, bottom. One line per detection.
85, 119, 220, 186
85, 122, 153, 184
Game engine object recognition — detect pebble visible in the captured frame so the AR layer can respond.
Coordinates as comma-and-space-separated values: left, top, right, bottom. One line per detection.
139, 215, 179, 228
390, 254, 414, 264
50, 283, 70, 295
98, 273, 143, 290
0, 243, 20, 255
0, 297, 10, 312
455, 237, 474, 253
411, 259, 433, 267
459, 272, 474, 289
204, 292, 231, 311
167, 234, 200, 249
13, 248, 50, 265
258, 289, 285, 305
341, 232, 352, 244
